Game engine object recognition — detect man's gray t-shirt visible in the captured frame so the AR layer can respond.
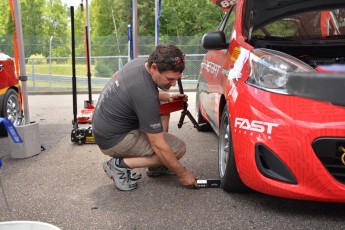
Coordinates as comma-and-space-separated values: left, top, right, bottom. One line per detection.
92, 58, 163, 150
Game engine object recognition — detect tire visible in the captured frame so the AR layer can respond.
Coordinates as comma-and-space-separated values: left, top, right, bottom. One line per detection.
195, 88, 212, 132
1, 88, 21, 125
218, 104, 251, 193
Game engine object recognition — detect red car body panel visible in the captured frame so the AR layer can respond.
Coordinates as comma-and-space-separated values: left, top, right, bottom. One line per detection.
0, 54, 19, 97
0, 53, 19, 115
198, 0, 345, 201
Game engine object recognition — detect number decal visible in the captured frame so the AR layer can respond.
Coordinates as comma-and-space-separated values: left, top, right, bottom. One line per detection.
216, 0, 237, 9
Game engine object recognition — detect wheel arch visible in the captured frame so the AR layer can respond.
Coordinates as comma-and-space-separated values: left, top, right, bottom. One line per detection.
218, 94, 227, 129
0, 85, 19, 109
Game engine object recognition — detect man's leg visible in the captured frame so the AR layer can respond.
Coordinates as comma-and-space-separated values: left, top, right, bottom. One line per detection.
123, 143, 185, 168
101, 130, 186, 190
161, 114, 170, 132
110, 131, 186, 174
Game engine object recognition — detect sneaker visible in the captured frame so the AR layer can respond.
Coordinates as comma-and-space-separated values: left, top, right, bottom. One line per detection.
103, 158, 138, 191
146, 166, 175, 177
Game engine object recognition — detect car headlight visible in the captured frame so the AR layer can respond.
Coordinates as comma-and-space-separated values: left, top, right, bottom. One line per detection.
247, 48, 316, 94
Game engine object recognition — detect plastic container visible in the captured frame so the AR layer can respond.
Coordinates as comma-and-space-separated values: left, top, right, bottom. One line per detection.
0, 221, 61, 230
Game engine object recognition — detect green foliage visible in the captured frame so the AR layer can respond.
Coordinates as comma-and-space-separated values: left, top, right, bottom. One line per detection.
0, 0, 223, 76
160, 0, 222, 36
94, 60, 113, 77
28, 53, 47, 64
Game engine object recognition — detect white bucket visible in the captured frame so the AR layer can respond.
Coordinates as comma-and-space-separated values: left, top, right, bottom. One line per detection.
0, 221, 61, 230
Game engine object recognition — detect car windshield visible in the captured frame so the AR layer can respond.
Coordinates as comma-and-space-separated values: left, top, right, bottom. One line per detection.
252, 8, 345, 40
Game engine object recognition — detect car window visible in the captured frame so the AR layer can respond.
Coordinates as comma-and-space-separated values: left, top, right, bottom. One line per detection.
252, 7, 345, 40
218, 5, 237, 42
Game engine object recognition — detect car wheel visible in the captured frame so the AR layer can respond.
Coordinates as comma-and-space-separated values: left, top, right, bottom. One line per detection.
218, 104, 251, 193
195, 87, 211, 132
1, 88, 21, 125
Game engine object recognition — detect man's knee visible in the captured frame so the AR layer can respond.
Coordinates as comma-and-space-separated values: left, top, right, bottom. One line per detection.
175, 142, 186, 159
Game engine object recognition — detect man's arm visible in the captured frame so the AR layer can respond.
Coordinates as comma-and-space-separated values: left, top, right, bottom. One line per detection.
159, 92, 188, 103
147, 132, 198, 187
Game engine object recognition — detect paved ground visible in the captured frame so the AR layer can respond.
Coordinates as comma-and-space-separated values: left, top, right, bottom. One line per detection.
1, 93, 345, 230
0, 92, 220, 230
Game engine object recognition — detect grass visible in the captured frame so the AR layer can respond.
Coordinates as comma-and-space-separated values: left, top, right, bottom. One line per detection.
25, 64, 107, 92
26, 64, 97, 77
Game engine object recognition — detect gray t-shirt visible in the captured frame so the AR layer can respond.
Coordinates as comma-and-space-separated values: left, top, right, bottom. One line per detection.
92, 58, 163, 150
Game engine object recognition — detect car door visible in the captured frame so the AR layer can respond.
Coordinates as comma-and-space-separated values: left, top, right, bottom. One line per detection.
199, 5, 237, 131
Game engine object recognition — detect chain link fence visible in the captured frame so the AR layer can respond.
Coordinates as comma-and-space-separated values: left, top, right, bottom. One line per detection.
25, 54, 203, 93
0, 35, 206, 93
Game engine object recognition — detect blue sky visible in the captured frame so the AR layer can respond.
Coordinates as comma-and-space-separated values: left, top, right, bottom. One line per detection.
61, 0, 91, 7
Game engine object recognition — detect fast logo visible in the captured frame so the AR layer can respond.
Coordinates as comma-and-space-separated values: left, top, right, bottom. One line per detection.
234, 118, 279, 134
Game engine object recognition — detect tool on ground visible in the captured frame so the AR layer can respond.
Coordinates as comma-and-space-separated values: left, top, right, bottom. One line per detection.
196, 179, 221, 188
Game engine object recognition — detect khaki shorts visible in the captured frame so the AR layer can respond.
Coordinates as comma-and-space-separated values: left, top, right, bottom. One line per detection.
100, 130, 185, 158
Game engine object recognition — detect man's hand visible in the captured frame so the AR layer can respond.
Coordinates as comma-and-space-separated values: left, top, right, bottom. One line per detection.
171, 93, 188, 102
179, 170, 198, 188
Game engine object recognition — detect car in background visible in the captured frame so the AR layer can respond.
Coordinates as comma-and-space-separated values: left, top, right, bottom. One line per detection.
0, 51, 21, 128
196, 0, 345, 202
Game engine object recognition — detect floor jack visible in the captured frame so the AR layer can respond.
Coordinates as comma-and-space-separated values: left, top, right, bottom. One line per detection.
70, 6, 95, 145
76, 2, 94, 125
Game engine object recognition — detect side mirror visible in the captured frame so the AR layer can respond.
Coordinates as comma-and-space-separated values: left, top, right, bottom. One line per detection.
0, 64, 3, 71
201, 31, 229, 50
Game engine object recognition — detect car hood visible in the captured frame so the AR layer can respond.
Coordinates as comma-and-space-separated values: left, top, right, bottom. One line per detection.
243, 0, 345, 30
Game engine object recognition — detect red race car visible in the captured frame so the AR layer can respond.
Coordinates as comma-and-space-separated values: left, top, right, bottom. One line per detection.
196, 0, 345, 202
0, 51, 21, 126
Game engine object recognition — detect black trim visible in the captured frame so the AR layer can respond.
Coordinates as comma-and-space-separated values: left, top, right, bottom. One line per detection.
312, 138, 345, 184
255, 144, 298, 184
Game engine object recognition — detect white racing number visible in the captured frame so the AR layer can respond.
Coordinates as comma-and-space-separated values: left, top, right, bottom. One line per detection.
234, 118, 279, 134
217, 0, 237, 8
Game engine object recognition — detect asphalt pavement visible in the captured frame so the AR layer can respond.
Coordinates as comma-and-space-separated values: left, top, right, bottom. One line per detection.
1, 93, 345, 230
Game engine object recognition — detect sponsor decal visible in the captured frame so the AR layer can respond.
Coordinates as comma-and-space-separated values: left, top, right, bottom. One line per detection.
201, 61, 222, 76
231, 47, 241, 61
234, 117, 279, 135
228, 47, 249, 81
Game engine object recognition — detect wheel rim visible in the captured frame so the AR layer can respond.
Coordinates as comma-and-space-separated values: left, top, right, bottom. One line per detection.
6, 93, 20, 125
219, 110, 230, 178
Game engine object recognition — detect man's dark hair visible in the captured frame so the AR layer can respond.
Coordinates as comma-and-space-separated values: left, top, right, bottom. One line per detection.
147, 44, 185, 73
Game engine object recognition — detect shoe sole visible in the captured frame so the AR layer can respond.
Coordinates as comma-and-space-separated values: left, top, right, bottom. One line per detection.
103, 161, 137, 191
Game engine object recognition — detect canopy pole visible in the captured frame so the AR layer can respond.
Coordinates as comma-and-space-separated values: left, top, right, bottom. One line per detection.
13, 0, 29, 125
132, 0, 138, 58
155, 0, 162, 45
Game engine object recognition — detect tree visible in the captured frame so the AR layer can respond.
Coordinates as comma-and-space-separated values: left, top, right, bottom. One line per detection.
0, 1, 14, 55
20, 0, 46, 56
160, 0, 222, 37
44, 0, 69, 58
